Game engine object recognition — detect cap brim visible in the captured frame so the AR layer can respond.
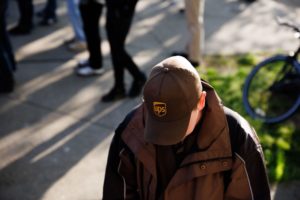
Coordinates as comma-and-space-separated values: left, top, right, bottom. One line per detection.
144, 112, 191, 145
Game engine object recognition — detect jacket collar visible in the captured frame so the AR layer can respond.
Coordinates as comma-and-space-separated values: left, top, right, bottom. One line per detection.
122, 105, 157, 176
197, 81, 228, 149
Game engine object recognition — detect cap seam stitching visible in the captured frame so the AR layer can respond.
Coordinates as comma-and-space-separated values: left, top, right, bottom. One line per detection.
168, 71, 190, 110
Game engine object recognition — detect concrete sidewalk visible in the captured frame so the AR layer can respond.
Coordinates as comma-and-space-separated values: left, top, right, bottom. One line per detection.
1, 0, 300, 199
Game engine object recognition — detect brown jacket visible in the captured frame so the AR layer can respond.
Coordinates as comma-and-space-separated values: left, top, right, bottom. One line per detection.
103, 82, 271, 200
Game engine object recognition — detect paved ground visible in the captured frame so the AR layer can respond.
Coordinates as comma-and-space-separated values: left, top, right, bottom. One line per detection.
1, 0, 300, 199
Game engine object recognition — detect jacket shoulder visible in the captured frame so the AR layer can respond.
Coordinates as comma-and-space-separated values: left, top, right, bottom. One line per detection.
224, 107, 261, 155
115, 105, 140, 135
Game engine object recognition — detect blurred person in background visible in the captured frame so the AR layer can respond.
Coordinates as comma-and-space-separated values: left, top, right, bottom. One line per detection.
101, 0, 146, 102
75, 0, 105, 76
1, 0, 16, 93
65, 0, 87, 52
36, 0, 57, 26
172, 0, 205, 68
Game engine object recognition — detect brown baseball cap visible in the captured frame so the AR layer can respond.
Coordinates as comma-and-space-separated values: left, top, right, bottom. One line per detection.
143, 56, 202, 145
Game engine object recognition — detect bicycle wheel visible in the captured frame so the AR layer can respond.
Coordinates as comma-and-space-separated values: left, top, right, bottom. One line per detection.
243, 55, 300, 123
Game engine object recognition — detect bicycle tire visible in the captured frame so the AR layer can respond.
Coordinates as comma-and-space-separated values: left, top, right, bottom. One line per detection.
243, 55, 300, 123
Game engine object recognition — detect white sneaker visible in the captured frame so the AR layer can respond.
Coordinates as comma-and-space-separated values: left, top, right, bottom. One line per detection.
78, 59, 89, 67
76, 66, 105, 76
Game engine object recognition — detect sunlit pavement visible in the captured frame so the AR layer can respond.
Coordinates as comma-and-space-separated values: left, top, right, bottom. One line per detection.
1, 0, 300, 199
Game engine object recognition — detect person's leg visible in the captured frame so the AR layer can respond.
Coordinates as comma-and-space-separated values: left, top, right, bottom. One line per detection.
1, 3, 16, 71
51, 0, 57, 18
184, 0, 205, 66
104, 0, 145, 100
2, 31, 16, 71
10, 0, 33, 34
0, 45, 15, 93
0, 0, 15, 93
44, 0, 57, 19
116, 0, 144, 81
39, 0, 57, 25
67, 0, 85, 42
78, 1, 103, 73
19, 0, 33, 29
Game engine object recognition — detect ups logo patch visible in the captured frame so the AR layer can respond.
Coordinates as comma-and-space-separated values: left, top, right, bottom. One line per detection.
153, 102, 167, 117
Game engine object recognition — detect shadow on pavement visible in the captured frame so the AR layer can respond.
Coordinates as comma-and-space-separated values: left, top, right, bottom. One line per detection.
3, 0, 297, 199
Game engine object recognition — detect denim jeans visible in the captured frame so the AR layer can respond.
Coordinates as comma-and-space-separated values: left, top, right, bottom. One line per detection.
67, 0, 85, 41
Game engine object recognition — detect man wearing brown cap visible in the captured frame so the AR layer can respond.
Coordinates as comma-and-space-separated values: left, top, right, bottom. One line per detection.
102, 56, 270, 199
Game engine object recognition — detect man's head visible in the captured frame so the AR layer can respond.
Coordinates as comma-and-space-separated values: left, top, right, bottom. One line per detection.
143, 56, 206, 146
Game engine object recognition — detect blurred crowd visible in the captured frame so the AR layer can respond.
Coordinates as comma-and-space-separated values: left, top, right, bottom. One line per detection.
0, 0, 255, 100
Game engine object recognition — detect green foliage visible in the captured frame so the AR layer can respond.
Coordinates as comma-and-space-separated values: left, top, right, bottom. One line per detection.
237, 53, 257, 66
203, 53, 300, 183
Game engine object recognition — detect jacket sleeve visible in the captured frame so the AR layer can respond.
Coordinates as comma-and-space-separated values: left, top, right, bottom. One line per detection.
224, 108, 271, 200
102, 110, 139, 200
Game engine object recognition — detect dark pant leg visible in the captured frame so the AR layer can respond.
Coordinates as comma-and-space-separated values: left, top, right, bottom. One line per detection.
1, 31, 16, 71
0, 0, 15, 71
43, 0, 57, 19
17, 0, 33, 29
0, 46, 15, 92
79, 1, 103, 69
106, 0, 142, 88
0, 0, 15, 92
